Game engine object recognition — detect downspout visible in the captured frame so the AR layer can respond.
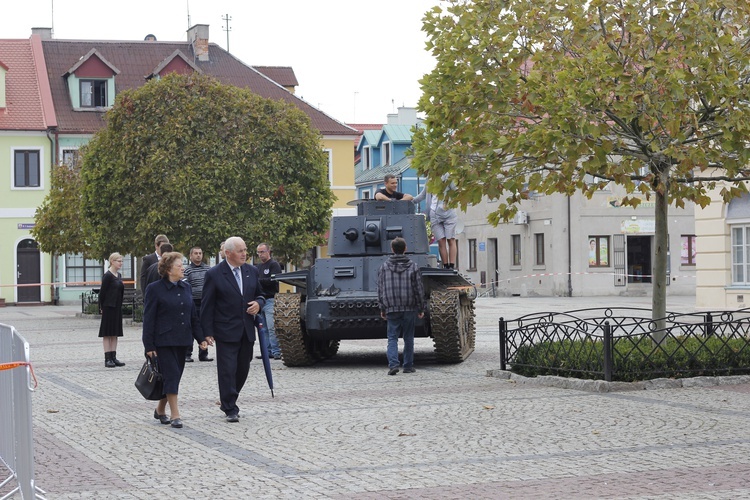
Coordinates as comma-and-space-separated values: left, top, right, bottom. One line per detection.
567, 195, 573, 297
46, 128, 59, 304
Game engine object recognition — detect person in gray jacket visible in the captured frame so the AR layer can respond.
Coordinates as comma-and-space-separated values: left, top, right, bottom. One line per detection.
413, 175, 458, 269
377, 237, 425, 376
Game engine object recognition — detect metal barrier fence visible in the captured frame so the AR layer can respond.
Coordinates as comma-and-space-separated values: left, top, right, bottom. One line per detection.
0, 324, 45, 499
500, 307, 750, 382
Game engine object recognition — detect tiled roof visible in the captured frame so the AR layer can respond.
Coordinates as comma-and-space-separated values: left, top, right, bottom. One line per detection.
252, 66, 298, 87
42, 40, 357, 136
356, 155, 411, 184
347, 123, 383, 146
0, 37, 55, 130
381, 124, 415, 144
358, 129, 382, 150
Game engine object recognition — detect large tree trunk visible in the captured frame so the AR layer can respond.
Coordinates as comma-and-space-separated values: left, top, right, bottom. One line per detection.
652, 170, 669, 340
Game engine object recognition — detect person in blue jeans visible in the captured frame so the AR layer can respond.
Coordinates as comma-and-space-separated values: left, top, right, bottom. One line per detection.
377, 237, 426, 375
255, 243, 283, 359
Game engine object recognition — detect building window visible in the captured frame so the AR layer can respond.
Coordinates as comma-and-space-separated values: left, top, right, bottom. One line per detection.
362, 190, 370, 200
468, 239, 477, 271
62, 149, 80, 168
14, 149, 40, 187
511, 235, 521, 266
588, 236, 610, 267
681, 235, 696, 266
731, 226, 750, 284
535, 233, 545, 265
80, 80, 107, 107
383, 142, 391, 166
363, 147, 371, 170
65, 254, 103, 286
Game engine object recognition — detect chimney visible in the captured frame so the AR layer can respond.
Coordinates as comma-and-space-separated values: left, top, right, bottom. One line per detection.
187, 24, 209, 62
31, 27, 53, 40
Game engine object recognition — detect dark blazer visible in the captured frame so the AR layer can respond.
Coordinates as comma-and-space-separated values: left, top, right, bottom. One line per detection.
200, 260, 265, 343
140, 252, 158, 288
99, 271, 124, 308
142, 278, 204, 352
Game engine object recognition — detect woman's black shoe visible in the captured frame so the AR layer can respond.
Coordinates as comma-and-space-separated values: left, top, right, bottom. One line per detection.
153, 410, 171, 425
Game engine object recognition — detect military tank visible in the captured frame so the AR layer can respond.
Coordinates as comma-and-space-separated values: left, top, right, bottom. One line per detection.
274, 199, 476, 366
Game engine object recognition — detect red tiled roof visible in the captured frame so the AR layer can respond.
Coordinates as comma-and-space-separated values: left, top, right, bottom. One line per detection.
42, 40, 357, 136
0, 37, 55, 130
252, 66, 299, 88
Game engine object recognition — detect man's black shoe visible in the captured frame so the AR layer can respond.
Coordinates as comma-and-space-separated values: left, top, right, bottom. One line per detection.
199, 356, 214, 362
185, 356, 194, 362
226, 413, 239, 423
388, 367, 399, 376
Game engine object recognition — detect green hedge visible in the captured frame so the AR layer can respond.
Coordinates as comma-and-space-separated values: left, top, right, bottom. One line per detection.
512, 335, 750, 382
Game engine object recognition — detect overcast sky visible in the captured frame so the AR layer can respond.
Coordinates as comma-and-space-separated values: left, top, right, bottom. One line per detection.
1, 0, 442, 124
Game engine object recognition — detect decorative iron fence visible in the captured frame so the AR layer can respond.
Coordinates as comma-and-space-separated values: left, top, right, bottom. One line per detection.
80, 289, 143, 322
499, 308, 750, 382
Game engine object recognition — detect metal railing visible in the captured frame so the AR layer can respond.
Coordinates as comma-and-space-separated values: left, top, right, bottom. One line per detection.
0, 323, 45, 499
80, 289, 143, 322
499, 307, 750, 382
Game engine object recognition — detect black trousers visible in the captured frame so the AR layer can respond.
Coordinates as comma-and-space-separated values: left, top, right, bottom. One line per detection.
215, 334, 253, 416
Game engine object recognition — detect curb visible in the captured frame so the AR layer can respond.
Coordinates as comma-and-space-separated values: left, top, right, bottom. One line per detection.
486, 369, 750, 393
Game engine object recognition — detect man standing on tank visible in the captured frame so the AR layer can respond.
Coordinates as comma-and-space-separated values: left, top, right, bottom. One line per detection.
377, 237, 425, 376
374, 174, 414, 201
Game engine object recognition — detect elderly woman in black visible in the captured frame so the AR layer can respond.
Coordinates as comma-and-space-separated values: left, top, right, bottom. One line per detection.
142, 252, 213, 428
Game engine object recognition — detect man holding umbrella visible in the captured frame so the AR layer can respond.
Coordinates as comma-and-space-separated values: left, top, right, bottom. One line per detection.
200, 237, 266, 423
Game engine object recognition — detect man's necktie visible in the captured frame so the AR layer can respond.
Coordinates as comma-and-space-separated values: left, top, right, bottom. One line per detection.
233, 267, 243, 294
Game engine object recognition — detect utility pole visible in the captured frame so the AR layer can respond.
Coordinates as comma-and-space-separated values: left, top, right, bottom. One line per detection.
222, 14, 232, 52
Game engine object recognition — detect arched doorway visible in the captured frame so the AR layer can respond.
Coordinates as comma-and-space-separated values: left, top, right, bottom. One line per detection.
17, 239, 41, 302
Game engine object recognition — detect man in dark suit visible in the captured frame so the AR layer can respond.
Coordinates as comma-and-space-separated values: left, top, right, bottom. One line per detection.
140, 234, 169, 291
200, 236, 265, 423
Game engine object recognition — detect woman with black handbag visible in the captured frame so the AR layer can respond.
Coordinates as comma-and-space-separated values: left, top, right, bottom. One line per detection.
142, 252, 213, 428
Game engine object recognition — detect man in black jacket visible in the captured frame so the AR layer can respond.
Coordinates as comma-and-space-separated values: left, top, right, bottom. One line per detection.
377, 237, 425, 376
140, 234, 169, 290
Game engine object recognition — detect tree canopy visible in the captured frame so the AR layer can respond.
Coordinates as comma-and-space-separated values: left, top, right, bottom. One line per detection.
33, 73, 334, 263
414, 0, 750, 318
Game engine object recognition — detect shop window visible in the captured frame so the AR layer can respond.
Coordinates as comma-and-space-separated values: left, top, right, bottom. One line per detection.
588, 236, 610, 267
681, 235, 696, 266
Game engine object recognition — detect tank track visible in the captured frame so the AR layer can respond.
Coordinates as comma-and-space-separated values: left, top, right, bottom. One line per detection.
274, 293, 340, 366
274, 293, 315, 366
429, 289, 476, 363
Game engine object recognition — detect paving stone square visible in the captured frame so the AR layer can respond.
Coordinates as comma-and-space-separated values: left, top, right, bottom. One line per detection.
2, 295, 750, 499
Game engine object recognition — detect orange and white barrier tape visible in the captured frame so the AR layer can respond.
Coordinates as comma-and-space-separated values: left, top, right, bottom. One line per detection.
0, 361, 38, 389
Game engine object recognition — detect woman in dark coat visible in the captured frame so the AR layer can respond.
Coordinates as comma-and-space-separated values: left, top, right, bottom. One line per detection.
142, 252, 212, 428
99, 252, 125, 368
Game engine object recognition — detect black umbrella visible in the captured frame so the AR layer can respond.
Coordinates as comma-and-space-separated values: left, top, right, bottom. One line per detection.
254, 314, 274, 397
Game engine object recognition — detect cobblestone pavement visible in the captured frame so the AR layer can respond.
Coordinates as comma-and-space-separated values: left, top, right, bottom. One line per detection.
3, 295, 750, 499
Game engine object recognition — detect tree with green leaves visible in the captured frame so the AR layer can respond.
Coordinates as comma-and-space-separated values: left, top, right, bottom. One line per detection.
32, 158, 90, 256
34, 73, 334, 265
414, 0, 750, 321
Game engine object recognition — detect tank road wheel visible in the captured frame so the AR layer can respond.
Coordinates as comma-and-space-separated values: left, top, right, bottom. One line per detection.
315, 340, 340, 359
274, 293, 316, 367
429, 289, 476, 363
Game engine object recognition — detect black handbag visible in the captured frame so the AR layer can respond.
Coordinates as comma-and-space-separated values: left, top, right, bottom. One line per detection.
134, 356, 164, 401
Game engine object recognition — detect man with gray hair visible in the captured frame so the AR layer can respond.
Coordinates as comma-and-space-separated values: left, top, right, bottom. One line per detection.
200, 237, 266, 422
